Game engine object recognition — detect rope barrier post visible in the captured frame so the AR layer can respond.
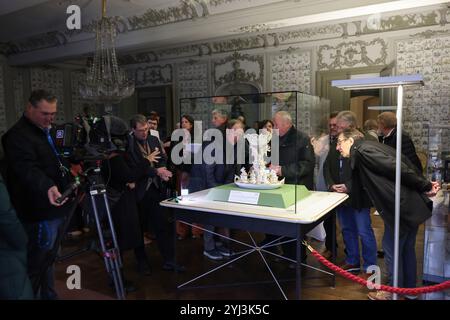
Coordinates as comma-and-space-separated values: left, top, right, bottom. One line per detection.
393, 84, 404, 301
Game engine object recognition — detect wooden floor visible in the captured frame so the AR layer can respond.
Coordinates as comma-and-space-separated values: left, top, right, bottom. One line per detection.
54, 212, 437, 300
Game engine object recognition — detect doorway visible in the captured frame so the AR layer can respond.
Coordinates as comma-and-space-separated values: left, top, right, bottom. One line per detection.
316, 66, 394, 127
137, 85, 172, 141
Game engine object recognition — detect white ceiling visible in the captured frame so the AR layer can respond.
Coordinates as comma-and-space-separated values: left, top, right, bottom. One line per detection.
1, 0, 448, 65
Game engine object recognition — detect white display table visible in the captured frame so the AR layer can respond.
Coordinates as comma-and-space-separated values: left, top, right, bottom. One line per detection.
161, 189, 348, 300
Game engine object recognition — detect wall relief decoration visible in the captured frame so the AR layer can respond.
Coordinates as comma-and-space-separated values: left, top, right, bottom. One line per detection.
119, 51, 159, 65
318, 38, 387, 70
134, 65, 173, 87
362, 11, 440, 34
213, 52, 263, 88
127, 1, 209, 31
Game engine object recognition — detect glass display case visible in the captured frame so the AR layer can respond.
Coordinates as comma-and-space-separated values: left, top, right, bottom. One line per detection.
423, 125, 450, 300
176, 91, 331, 215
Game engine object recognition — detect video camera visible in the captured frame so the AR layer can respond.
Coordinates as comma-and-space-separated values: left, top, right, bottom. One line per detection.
53, 114, 130, 162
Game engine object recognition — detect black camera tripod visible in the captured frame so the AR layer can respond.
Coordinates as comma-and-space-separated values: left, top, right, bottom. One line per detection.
34, 161, 126, 300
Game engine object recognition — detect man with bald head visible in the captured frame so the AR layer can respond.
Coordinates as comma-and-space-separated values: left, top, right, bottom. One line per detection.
262, 111, 315, 265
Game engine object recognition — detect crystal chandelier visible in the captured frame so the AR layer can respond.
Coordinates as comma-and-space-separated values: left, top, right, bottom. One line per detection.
80, 0, 134, 106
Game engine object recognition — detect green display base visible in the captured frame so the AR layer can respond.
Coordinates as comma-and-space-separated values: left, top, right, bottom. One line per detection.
206, 183, 310, 209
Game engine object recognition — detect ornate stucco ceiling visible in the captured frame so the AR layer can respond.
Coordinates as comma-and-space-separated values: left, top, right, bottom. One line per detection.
1, 0, 449, 65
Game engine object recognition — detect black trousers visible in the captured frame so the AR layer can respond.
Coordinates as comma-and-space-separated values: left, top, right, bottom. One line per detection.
138, 185, 175, 263
324, 212, 337, 252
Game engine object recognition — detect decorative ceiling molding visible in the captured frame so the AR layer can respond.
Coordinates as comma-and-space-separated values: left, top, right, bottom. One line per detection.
231, 23, 286, 33
410, 29, 450, 38
318, 38, 387, 70
5, 6, 450, 61
361, 11, 441, 34
118, 8, 449, 65
126, 0, 209, 31
7, 31, 67, 55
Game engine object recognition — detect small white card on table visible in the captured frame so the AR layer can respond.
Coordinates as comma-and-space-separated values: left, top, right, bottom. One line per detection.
228, 190, 260, 205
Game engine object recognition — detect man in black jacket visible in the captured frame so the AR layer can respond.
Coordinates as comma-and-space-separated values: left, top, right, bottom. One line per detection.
377, 112, 422, 174
263, 111, 315, 265
336, 129, 439, 300
2, 89, 73, 299
324, 111, 377, 275
127, 114, 184, 272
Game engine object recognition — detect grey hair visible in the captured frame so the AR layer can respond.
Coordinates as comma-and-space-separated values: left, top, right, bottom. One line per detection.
212, 108, 229, 119
336, 111, 357, 129
274, 111, 292, 124
340, 128, 364, 141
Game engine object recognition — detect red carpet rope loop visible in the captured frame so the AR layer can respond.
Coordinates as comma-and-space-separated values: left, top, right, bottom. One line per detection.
304, 241, 450, 295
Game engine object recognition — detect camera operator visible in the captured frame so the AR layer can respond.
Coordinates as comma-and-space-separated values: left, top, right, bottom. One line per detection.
127, 114, 185, 273
2, 89, 73, 299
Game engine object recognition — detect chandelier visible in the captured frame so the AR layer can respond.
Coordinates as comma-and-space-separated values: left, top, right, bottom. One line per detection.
80, 0, 134, 105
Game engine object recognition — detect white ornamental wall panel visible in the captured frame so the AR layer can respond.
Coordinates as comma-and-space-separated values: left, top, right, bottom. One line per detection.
396, 36, 450, 152
177, 61, 209, 128
271, 50, 311, 93
318, 38, 387, 71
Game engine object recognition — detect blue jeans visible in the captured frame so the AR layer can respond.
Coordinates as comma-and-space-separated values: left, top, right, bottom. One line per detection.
382, 222, 418, 288
337, 206, 377, 271
25, 217, 64, 300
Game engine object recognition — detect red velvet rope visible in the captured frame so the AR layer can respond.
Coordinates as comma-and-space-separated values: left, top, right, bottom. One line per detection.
306, 244, 450, 295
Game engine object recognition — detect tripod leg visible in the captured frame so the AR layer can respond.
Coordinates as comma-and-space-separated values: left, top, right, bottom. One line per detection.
89, 193, 126, 299
90, 194, 111, 273
102, 194, 123, 268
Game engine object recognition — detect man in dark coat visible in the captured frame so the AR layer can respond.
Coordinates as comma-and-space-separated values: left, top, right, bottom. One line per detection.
126, 114, 184, 272
0, 174, 33, 299
377, 111, 422, 174
324, 111, 377, 275
263, 111, 315, 264
336, 129, 439, 300
2, 90, 73, 299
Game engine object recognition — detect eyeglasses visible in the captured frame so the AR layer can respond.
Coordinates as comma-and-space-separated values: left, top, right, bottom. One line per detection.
336, 138, 347, 146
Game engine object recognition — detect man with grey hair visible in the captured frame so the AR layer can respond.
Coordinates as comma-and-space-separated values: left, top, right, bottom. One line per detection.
335, 128, 439, 300
324, 110, 377, 276
261, 110, 315, 265
211, 109, 229, 130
